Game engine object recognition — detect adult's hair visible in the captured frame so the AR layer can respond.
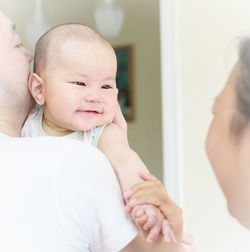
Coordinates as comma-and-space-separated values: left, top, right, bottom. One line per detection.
233, 38, 250, 137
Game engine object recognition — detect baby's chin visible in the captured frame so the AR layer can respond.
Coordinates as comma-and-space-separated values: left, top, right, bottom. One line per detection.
72, 113, 115, 132
75, 120, 112, 132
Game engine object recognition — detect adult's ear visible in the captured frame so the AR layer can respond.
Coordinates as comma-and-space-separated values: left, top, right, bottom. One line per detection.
28, 73, 45, 105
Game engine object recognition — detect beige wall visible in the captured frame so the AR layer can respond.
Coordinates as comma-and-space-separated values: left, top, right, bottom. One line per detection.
179, 0, 250, 251
2, 0, 163, 179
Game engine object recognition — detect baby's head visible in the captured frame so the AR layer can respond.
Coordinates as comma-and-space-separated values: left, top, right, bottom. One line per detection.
29, 24, 118, 135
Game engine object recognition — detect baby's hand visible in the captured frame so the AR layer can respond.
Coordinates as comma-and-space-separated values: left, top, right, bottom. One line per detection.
124, 171, 183, 239
131, 204, 176, 243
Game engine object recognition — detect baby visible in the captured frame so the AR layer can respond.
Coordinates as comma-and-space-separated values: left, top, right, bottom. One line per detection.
22, 24, 177, 243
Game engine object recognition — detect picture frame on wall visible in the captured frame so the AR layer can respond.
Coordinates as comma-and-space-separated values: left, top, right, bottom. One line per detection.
114, 45, 134, 121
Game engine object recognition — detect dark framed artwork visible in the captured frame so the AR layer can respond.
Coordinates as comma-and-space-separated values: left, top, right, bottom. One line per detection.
114, 45, 134, 121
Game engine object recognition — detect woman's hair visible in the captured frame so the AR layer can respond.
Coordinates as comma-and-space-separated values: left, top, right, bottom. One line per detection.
232, 38, 250, 137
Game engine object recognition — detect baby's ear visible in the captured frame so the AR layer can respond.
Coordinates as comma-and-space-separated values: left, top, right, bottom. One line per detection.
28, 73, 45, 105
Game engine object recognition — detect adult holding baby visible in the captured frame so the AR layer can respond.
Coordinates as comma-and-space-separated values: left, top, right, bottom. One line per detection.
0, 10, 193, 252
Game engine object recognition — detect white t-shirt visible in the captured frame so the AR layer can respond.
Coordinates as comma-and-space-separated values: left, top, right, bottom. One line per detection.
0, 133, 138, 252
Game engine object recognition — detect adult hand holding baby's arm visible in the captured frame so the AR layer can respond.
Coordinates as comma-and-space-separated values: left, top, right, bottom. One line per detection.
100, 104, 187, 246
124, 171, 183, 239
111, 105, 176, 220
124, 171, 196, 251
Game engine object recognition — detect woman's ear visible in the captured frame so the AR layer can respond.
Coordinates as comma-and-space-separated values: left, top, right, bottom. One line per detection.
28, 73, 45, 105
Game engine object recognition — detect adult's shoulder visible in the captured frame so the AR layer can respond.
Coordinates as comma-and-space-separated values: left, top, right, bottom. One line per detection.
60, 138, 114, 173
59, 139, 118, 188
2, 136, 111, 174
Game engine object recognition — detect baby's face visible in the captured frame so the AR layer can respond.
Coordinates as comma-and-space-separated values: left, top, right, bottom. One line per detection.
41, 39, 118, 132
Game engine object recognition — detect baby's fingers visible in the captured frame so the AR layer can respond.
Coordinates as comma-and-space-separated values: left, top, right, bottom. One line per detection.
182, 232, 194, 245
135, 214, 148, 227
131, 205, 148, 228
143, 206, 159, 231
131, 205, 143, 219
125, 197, 159, 214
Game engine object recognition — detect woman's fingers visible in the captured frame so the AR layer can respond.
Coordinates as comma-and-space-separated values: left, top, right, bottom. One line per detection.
125, 180, 158, 193
124, 187, 160, 202
182, 243, 197, 252
182, 232, 194, 245
162, 219, 176, 243
124, 176, 166, 203
139, 170, 157, 181
124, 180, 161, 200
125, 197, 161, 213
145, 218, 163, 243
161, 206, 183, 237
142, 205, 164, 243
125, 189, 170, 213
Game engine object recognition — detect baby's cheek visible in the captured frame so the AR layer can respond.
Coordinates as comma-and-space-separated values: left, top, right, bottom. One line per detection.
107, 103, 116, 114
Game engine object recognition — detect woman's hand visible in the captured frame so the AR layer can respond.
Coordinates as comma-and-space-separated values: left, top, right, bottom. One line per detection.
124, 171, 183, 238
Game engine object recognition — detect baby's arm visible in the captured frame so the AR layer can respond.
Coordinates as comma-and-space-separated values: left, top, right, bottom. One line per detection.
98, 123, 177, 243
99, 123, 148, 192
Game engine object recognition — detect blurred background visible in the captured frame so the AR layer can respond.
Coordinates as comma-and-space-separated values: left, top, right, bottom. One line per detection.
2, 0, 250, 251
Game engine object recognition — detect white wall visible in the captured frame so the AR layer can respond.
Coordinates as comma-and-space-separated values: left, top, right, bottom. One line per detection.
178, 0, 250, 251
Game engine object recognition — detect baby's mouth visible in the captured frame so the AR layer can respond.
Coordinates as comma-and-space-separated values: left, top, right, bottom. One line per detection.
76, 109, 102, 116
79, 109, 100, 112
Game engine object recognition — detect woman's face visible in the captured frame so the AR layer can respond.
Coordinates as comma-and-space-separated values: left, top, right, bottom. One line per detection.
206, 64, 250, 228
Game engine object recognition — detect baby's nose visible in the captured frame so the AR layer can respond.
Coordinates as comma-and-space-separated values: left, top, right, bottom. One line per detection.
85, 92, 102, 103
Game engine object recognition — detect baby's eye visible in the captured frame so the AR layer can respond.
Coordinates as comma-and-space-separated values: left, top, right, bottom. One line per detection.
73, 82, 86, 86
102, 84, 112, 89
